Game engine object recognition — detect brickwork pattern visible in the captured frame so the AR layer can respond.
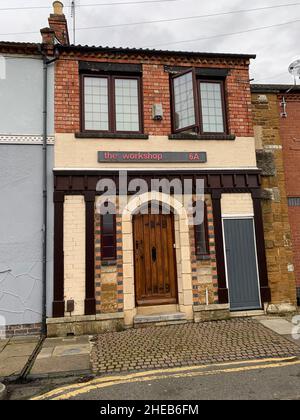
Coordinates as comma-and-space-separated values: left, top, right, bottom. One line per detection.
94, 199, 123, 314
221, 193, 253, 215
252, 93, 297, 305
279, 94, 300, 197
191, 197, 218, 306
288, 207, 300, 289
64, 195, 86, 316
55, 55, 254, 137
279, 94, 300, 290
4, 323, 42, 338
95, 211, 101, 313
116, 210, 124, 313
90, 319, 300, 373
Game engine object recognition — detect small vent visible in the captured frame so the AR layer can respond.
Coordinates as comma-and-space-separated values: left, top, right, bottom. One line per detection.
288, 197, 300, 207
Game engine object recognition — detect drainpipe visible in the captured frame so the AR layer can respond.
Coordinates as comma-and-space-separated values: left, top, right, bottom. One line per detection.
16, 47, 59, 382
39, 46, 58, 337
42, 52, 48, 337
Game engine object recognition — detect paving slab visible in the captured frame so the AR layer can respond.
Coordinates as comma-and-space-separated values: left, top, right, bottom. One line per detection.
257, 318, 294, 336
0, 342, 39, 358
29, 336, 91, 378
9, 336, 40, 344
42, 336, 89, 348
52, 344, 90, 357
30, 355, 91, 376
0, 356, 29, 378
0, 337, 39, 379
0, 339, 9, 351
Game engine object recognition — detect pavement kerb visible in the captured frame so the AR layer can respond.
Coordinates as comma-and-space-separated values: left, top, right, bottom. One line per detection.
27, 369, 93, 381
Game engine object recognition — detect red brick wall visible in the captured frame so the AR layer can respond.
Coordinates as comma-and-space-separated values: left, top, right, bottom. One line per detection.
54, 54, 254, 137
280, 95, 300, 196
280, 94, 300, 289
288, 207, 300, 288
55, 59, 80, 133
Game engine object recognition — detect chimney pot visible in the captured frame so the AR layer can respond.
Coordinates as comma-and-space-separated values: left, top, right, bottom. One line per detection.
53, 1, 64, 15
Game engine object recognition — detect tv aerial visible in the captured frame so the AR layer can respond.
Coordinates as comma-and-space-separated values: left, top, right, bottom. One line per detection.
288, 59, 300, 85
71, 0, 79, 45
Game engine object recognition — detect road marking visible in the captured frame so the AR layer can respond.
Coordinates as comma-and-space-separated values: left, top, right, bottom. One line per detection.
52, 359, 300, 400
32, 357, 298, 400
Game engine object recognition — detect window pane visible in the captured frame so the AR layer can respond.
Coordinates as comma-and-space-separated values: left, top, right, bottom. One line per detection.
115, 78, 140, 132
101, 213, 116, 260
84, 77, 109, 131
195, 224, 207, 255
173, 72, 196, 130
200, 82, 224, 133
195, 202, 208, 256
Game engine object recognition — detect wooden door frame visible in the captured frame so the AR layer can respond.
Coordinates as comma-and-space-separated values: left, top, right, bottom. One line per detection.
132, 208, 178, 307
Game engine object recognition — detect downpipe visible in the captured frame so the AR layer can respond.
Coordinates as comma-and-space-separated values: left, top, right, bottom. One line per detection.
15, 48, 58, 383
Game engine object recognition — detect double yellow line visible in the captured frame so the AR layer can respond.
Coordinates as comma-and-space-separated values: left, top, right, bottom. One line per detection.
32, 356, 300, 400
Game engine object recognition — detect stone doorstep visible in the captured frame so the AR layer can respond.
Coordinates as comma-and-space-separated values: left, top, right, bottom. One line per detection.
230, 310, 265, 318
193, 304, 230, 313
134, 312, 187, 325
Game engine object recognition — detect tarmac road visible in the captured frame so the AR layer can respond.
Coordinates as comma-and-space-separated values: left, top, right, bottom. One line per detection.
30, 356, 300, 401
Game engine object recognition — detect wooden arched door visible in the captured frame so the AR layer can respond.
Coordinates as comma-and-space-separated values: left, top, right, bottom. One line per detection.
133, 212, 178, 306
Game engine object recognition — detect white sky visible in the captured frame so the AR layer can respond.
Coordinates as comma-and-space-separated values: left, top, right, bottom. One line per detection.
0, 0, 300, 84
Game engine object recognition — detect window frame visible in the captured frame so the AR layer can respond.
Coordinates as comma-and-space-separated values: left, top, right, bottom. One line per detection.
197, 79, 227, 136
171, 70, 227, 136
100, 213, 117, 261
194, 201, 210, 258
170, 68, 200, 134
81, 73, 143, 135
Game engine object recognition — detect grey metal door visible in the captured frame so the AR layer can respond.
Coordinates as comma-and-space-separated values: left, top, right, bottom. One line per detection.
223, 218, 261, 311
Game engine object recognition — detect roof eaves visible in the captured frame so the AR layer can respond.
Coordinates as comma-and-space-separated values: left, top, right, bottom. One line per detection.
251, 84, 300, 93
0, 41, 41, 55
57, 44, 256, 60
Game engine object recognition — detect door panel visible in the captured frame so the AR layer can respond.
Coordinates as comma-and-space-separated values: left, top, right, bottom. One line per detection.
133, 212, 177, 306
223, 218, 261, 311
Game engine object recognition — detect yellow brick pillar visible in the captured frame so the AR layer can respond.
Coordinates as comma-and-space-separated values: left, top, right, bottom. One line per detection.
64, 195, 86, 316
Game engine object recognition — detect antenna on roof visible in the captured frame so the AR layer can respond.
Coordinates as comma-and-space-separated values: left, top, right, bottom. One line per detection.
288, 59, 300, 86
71, 0, 77, 44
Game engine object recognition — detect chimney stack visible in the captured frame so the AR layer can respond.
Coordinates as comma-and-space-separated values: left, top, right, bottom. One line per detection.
42, 1, 70, 45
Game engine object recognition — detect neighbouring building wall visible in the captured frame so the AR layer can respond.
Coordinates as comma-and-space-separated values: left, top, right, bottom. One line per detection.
0, 145, 54, 334
251, 91, 297, 309
279, 92, 300, 304
0, 55, 55, 335
0, 56, 54, 135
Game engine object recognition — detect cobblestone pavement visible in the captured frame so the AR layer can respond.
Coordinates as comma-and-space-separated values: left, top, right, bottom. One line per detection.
90, 319, 300, 374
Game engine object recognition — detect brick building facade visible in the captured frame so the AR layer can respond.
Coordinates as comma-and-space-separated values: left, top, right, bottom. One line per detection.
0, 1, 300, 342
252, 85, 300, 306
42, 2, 279, 337
2, 2, 298, 337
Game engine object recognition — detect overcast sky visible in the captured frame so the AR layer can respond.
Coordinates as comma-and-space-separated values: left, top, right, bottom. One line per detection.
0, 0, 299, 84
